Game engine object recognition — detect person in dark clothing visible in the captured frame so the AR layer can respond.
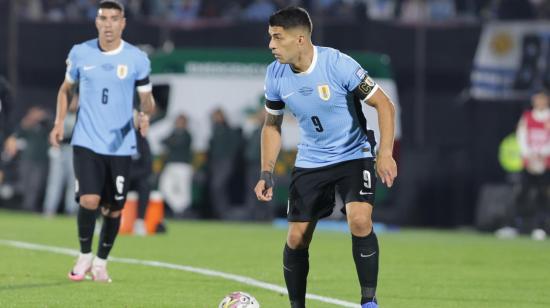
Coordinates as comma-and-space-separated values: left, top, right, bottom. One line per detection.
245, 108, 272, 220
207, 108, 243, 219
129, 110, 154, 235
158, 113, 193, 217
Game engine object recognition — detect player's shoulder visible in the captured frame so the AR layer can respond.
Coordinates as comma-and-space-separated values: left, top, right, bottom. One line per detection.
318, 46, 353, 64
70, 38, 98, 55
123, 41, 149, 58
266, 60, 287, 79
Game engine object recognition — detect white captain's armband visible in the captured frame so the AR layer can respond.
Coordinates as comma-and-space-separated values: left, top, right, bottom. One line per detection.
354, 75, 379, 102
265, 99, 285, 116
136, 76, 152, 93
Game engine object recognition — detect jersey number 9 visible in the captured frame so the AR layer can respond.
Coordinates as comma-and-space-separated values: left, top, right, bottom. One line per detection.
311, 116, 324, 132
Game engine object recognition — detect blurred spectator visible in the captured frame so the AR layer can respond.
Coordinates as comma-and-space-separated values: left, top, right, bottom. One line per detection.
496, 89, 550, 240
207, 107, 242, 219
365, 0, 398, 20
169, 0, 201, 22
159, 114, 193, 217
129, 110, 154, 235
7, 107, 51, 211
244, 108, 272, 220
241, 0, 277, 21
0, 76, 14, 144
42, 95, 78, 217
489, 0, 536, 20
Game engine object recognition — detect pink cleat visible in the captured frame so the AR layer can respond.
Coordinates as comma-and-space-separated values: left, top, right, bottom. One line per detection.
68, 253, 93, 281
91, 257, 112, 283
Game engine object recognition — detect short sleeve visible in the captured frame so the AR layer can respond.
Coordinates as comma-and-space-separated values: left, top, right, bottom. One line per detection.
264, 64, 282, 102
135, 51, 152, 93
136, 51, 151, 81
264, 64, 285, 115
65, 46, 79, 84
334, 52, 364, 91
335, 51, 379, 101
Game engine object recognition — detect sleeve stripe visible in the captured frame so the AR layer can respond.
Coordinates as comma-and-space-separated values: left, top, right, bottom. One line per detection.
136, 76, 150, 87
65, 73, 75, 84
137, 83, 152, 93
362, 84, 379, 102
266, 99, 285, 110
265, 105, 284, 115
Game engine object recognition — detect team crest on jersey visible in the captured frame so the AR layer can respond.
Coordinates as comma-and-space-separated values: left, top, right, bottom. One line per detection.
116, 64, 128, 79
317, 85, 331, 101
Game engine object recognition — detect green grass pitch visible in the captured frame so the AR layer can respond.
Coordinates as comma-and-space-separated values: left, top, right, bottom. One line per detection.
0, 209, 549, 307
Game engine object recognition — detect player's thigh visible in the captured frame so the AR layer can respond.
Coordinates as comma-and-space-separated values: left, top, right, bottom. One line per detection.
288, 167, 336, 222
101, 155, 132, 212
73, 146, 106, 200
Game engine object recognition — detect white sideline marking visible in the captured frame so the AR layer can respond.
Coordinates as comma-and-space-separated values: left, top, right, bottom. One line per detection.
0, 239, 358, 307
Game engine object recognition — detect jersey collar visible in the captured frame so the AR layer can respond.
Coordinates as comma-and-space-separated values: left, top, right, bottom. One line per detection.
295, 45, 317, 76
98, 40, 125, 55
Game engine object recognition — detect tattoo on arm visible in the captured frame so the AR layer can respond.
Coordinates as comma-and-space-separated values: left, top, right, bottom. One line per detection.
267, 160, 276, 171
264, 114, 283, 132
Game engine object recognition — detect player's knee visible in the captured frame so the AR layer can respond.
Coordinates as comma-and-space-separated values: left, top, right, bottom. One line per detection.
287, 232, 310, 249
348, 215, 373, 236
79, 196, 100, 210
104, 210, 121, 218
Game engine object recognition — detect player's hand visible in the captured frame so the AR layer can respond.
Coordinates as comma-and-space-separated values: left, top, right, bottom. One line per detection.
138, 112, 149, 136
255, 171, 274, 201
376, 153, 397, 188
49, 124, 64, 147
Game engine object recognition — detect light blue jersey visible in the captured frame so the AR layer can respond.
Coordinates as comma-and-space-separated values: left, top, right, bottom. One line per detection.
264, 46, 379, 168
65, 39, 152, 156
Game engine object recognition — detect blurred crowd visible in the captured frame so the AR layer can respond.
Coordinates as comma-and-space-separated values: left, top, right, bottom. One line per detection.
15, 0, 550, 24
0, 80, 271, 221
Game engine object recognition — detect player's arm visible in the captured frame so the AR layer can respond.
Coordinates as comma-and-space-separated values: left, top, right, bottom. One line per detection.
255, 102, 284, 201
49, 80, 75, 147
136, 77, 155, 136
354, 78, 397, 187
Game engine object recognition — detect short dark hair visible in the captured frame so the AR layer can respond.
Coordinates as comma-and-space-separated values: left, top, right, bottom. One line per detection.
269, 7, 312, 33
99, 0, 125, 13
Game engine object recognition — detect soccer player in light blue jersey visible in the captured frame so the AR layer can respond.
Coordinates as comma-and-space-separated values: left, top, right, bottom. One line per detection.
254, 7, 397, 308
49, 0, 155, 283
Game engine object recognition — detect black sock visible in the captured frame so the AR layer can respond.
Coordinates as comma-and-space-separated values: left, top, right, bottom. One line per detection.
283, 244, 309, 308
352, 231, 379, 304
77, 206, 97, 254
97, 216, 121, 259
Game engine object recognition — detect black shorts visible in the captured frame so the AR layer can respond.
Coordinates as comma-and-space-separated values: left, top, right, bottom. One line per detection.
73, 146, 131, 211
288, 158, 377, 222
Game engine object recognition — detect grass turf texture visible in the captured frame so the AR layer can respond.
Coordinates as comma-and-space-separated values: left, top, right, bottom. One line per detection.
0, 209, 549, 307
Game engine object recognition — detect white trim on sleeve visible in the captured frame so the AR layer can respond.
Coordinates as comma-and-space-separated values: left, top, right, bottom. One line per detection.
65, 73, 75, 84
361, 84, 379, 102
265, 105, 284, 116
137, 83, 152, 93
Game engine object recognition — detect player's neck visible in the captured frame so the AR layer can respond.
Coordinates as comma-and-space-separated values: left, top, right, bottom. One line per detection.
98, 38, 122, 52
291, 44, 315, 73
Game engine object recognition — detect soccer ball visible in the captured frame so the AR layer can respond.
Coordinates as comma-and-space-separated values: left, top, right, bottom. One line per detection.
218, 291, 260, 308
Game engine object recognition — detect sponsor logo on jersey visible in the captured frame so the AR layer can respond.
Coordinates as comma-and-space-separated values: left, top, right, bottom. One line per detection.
117, 64, 128, 79
298, 86, 314, 96
317, 84, 331, 101
102, 63, 115, 71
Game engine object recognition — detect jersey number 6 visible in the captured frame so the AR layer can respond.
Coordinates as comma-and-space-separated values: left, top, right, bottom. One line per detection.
102, 88, 109, 104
